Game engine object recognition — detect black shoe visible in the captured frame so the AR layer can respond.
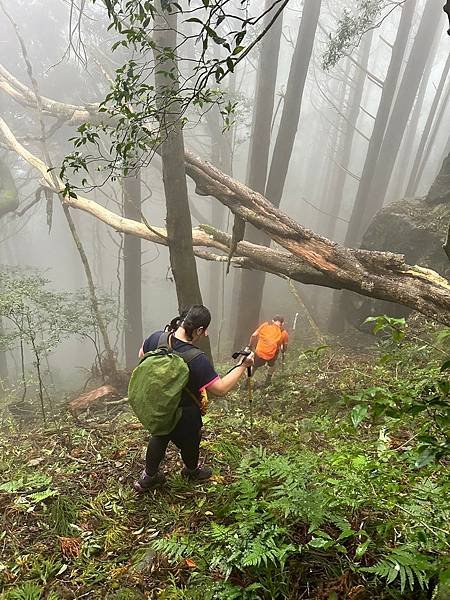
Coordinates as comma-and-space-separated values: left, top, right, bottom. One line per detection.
133, 470, 165, 493
181, 466, 213, 481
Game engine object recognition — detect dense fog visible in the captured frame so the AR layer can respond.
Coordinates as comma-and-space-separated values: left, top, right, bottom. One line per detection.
0, 0, 449, 387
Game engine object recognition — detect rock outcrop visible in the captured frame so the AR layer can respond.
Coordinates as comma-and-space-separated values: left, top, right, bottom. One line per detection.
343, 152, 450, 326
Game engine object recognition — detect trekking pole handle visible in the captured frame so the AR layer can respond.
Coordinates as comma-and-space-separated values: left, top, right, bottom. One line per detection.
231, 349, 253, 377
231, 349, 251, 359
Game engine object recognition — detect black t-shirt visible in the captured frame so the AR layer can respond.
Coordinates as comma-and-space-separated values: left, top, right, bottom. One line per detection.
142, 331, 219, 408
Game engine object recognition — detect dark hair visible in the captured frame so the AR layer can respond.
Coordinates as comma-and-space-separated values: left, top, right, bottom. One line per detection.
182, 305, 211, 340
165, 308, 189, 334
165, 305, 211, 340
273, 315, 285, 324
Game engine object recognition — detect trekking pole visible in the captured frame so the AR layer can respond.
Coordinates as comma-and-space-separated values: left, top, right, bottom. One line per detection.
232, 349, 254, 435
247, 365, 254, 435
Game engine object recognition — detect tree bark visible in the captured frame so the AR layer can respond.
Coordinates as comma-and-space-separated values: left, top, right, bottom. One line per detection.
264, 0, 321, 210
63, 205, 117, 378
122, 171, 143, 368
405, 52, 450, 197
204, 101, 232, 318
186, 152, 450, 324
234, 0, 321, 348
408, 75, 450, 196
355, 1, 443, 237
344, 0, 416, 246
0, 156, 18, 218
153, 5, 204, 312
326, 33, 372, 241
317, 59, 351, 239
153, 3, 212, 359
389, 28, 440, 202
233, 0, 283, 349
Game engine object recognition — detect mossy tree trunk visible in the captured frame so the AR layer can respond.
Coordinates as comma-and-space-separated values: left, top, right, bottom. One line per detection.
153, 2, 211, 359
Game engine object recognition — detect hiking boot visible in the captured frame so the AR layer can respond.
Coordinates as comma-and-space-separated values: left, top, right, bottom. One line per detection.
133, 470, 165, 493
181, 466, 213, 481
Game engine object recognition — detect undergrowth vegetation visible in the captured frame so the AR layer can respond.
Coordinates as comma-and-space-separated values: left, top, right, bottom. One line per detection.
0, 318, 449, 599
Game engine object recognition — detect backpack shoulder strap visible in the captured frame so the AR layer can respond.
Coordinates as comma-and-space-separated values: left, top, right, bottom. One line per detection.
163, 335, 203, 364
157, 331, 171, 351
176, 347, 203, 364
138, 332, 171, 365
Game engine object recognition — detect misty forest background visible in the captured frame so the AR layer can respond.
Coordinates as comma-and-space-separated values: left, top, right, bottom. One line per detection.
0, 1, 450, 599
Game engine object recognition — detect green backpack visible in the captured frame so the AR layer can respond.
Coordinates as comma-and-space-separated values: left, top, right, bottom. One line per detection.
128, 332, 202, 435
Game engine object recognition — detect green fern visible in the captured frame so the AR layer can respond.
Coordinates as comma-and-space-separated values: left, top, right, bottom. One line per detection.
362, 546, 433, 592
152, 536, 201, 564
6, 582, 43, 600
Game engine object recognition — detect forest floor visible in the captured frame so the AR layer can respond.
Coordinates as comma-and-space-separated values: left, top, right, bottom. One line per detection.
0, 326, 449, 600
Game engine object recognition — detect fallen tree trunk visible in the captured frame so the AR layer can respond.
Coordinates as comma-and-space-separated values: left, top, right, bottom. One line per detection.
1, 70, 450, 326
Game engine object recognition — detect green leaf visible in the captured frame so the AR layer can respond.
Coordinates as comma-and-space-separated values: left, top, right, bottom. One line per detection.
308, 537, 334, 549
415, 447, 438, 468
232, 45, 245, 55
350, 404, 368, 428
28, 488, 58, 503
355, 538, 371, 559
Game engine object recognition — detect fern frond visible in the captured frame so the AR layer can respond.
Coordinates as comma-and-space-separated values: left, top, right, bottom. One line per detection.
362, 546, 432, 592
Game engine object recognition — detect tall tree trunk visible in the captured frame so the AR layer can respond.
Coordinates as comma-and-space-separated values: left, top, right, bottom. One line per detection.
415, 81, 450, 194
264, 0, 321, 210
123, 171, 143, 368
153, 3, 211, 358
320, 44, 372, 241
315, 102, 345, 234
344, 0, 416, 246
406, 53, 450, 196
234, 0, 321, 348
349, 1, 443, 242
232, 0, 283, 349
326, 33, 371, 241
314, 62, 352, 315
205, 100, 233, 353
389, 28, 440, 202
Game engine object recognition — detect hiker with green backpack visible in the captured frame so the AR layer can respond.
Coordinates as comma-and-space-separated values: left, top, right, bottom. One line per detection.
130, 305, 254, 492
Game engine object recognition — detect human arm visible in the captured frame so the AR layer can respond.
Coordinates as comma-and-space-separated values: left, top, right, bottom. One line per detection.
206, 353, 254, 397
248, 328, 260, 352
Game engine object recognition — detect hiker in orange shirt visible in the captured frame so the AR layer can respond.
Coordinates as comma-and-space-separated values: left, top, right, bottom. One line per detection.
248, 316, 288, 385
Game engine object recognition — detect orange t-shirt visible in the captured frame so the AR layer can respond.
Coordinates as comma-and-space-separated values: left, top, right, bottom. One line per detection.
253, 322, 283, 361
281, 330, 289, 348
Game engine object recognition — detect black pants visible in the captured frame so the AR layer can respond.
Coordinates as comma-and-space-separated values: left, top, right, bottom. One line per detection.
145, 406, 202, 475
